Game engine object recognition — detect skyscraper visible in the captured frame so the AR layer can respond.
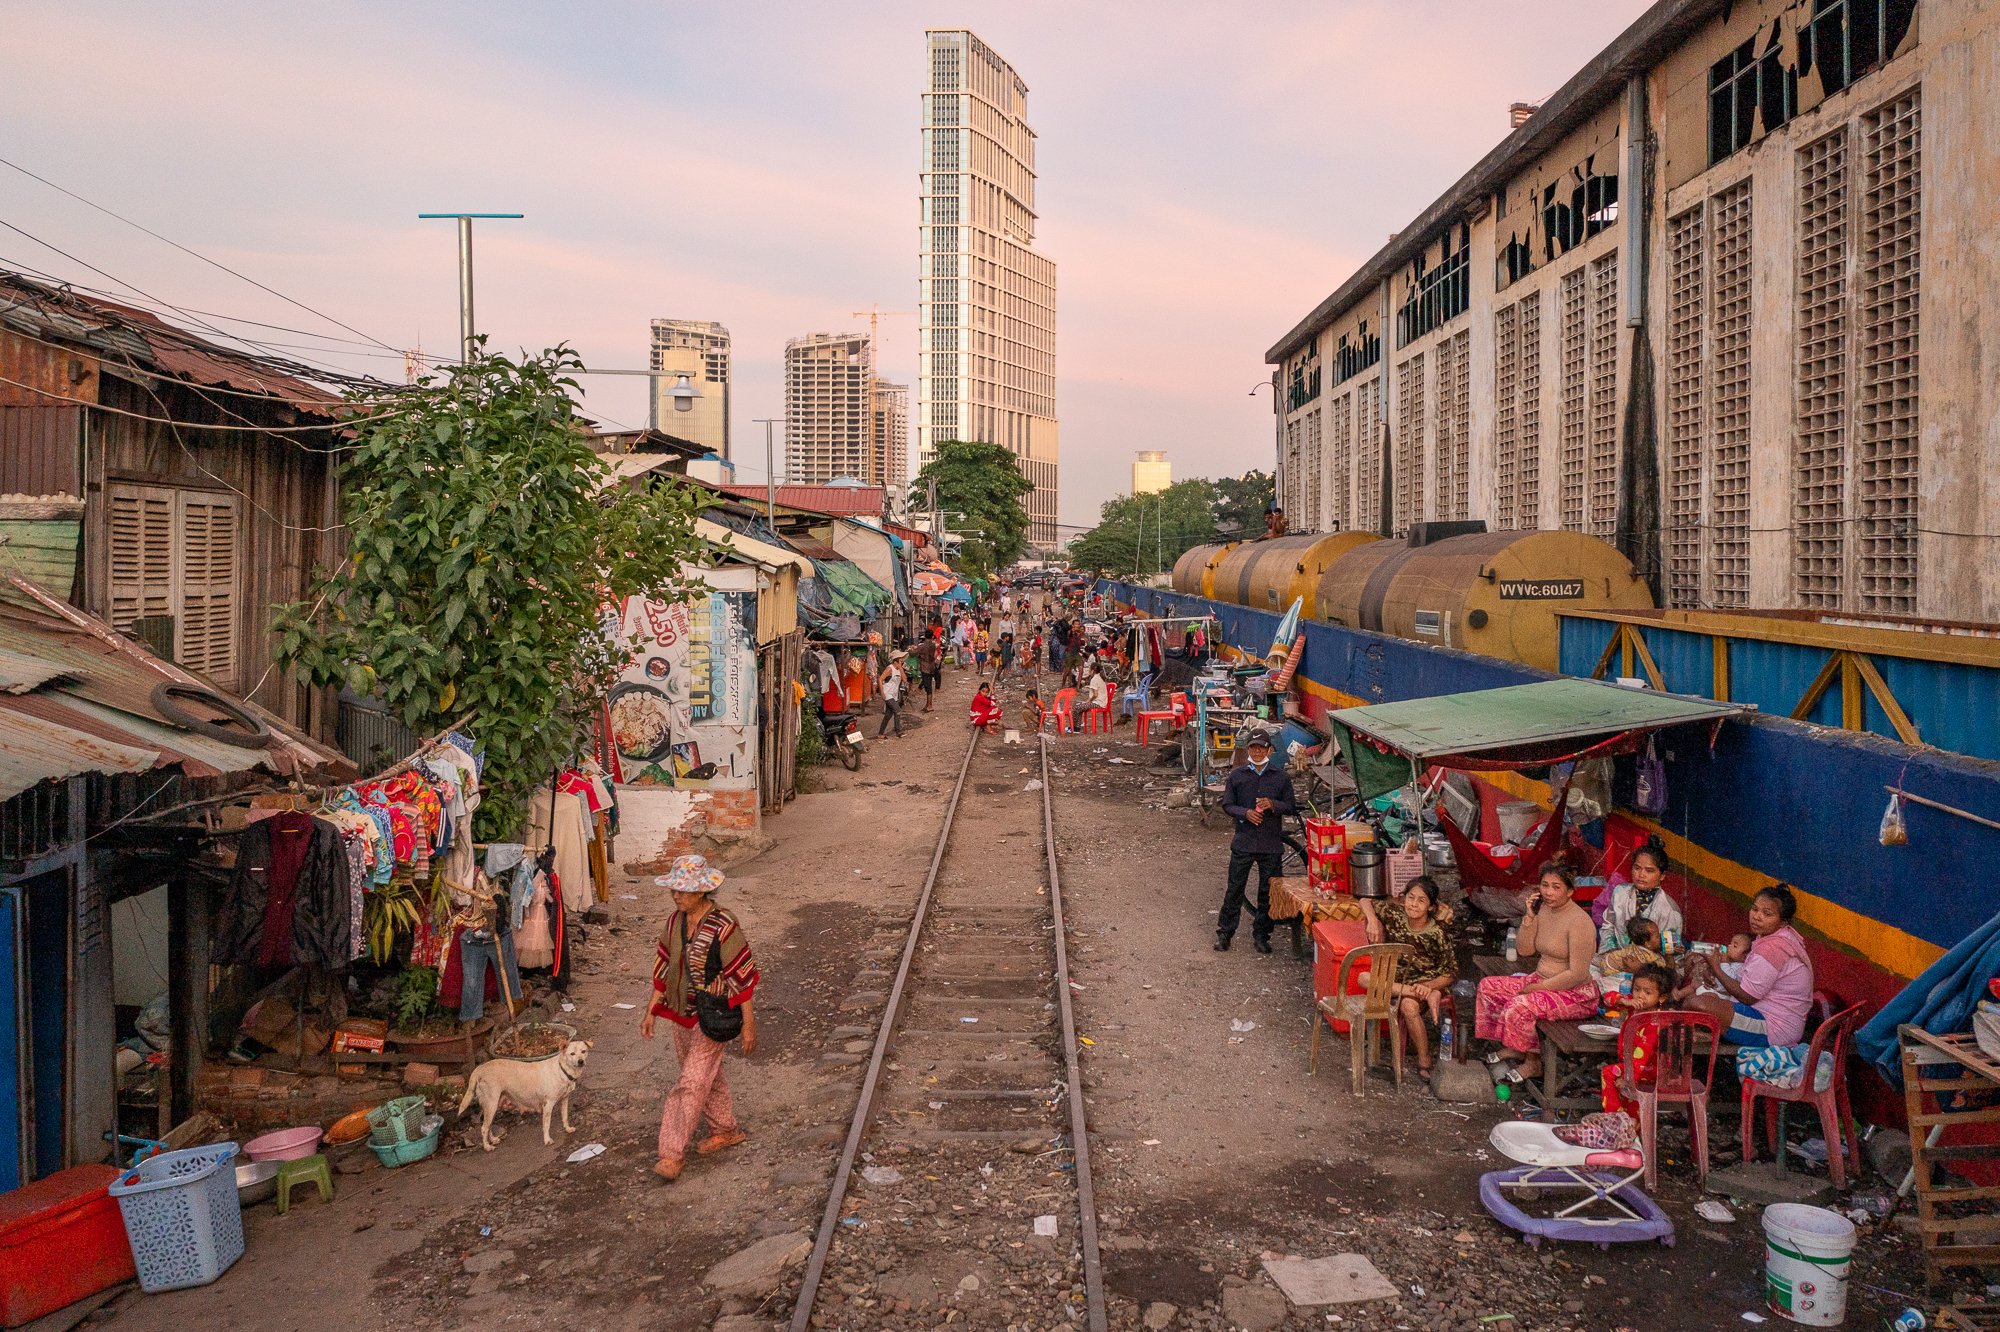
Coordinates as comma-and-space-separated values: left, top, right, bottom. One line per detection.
920, 29, 1058, 549
648, 319, 730, 457
783, 331, 873, 485
1132, 450, 1170, 495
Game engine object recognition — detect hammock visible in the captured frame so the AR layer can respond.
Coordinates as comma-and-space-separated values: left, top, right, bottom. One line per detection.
1438, 767, 1577, 913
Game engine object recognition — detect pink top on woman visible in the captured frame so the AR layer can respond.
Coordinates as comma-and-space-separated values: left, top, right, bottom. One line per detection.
1739, 925, 1815, 1046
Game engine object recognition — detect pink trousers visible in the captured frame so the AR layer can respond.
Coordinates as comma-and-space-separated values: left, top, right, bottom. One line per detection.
658, 1024, 739, 1162
1475, 973, 1599, 1053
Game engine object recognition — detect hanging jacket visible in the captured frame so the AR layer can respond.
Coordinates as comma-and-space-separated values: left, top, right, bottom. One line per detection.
217, 813, 354, 968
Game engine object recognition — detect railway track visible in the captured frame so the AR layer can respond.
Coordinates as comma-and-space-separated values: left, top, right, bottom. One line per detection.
788, 727, 1106, 1332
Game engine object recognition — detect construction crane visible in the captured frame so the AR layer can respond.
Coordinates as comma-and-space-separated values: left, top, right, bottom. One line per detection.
853, 304, 912, 488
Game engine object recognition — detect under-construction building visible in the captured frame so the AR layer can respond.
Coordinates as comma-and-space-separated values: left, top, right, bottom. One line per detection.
784, 332, 871, 486
873, 378, 910, 492
648, 319, 730, 458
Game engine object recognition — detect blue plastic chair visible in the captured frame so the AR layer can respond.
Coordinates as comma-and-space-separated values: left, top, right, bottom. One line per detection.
1118, 672, 1154, 719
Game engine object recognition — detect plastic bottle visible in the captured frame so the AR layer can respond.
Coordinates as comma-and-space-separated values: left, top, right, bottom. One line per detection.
1504, 925, 1519, 963
1438, 1014, 1454, 1063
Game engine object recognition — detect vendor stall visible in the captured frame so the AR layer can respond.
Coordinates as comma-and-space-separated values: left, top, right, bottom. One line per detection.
1328, 679, 1746, 917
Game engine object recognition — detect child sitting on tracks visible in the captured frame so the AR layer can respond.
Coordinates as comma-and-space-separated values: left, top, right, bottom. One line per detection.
969, 682, 1002, 733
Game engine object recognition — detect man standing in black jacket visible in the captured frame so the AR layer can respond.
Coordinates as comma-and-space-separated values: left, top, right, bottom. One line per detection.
1215, 732, 1294, 953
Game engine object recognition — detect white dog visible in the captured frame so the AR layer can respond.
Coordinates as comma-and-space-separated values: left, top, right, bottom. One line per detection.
456, 1040, 590, 1151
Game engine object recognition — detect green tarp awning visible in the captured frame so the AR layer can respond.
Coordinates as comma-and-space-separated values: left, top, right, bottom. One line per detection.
1331, 679, 1747, 801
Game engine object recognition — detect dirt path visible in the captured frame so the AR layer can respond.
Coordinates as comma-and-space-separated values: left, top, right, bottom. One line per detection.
91, 659, 1928, 1332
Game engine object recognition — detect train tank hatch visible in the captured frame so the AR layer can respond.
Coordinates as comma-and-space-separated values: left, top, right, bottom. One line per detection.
1208, 532, 1376, 619
1169, 541, 1240, 601
1314, 529, 1654, 672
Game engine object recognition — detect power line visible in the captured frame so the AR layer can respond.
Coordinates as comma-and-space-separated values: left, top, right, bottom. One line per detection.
0, 154, 398, 352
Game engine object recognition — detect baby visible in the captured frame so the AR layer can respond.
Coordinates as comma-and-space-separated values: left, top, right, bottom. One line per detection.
1554, 964, 1678, 1151
1718, 931, 1752, 981
1598, 917, 1668, 975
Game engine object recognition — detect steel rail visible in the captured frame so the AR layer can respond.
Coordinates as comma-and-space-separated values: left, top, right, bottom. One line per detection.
1039, 732, 1109, 1332
787, 726, 983, 1332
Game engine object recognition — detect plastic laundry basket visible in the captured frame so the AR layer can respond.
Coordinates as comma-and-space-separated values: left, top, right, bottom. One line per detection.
108, 1143, 245, 1293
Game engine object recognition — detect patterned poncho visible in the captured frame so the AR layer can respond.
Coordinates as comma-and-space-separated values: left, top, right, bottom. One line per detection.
651, 906, 760, 1030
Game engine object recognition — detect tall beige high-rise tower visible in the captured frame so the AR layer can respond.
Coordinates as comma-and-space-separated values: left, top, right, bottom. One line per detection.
1132, 450, 1170, 495
648, 319, 730, 456
874, 378, 910, 492
920, 29, 1058, 549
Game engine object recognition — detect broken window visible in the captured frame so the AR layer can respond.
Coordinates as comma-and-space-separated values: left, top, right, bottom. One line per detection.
1802, 0, 1919, 100
1288, 342, 1323, 411
1544, 166, 1621, 259
1397, 225, 1471, 347
1332, 323, 1381, 386
1708, 32, 1795, 164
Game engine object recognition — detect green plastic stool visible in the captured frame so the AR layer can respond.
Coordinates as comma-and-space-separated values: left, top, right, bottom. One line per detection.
275, 1154, 334, 1213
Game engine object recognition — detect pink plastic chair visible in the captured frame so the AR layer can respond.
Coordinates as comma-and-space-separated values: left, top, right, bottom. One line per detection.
1741, 996, 1867, 1189
1619, 1010, 1722, 1189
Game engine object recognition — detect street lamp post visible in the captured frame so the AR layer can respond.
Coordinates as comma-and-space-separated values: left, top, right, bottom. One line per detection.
417, 213, 524, 363
751, 417, 787, 527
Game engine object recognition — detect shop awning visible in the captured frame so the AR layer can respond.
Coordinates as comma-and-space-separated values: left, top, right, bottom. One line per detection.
1331, 678, 1747, 800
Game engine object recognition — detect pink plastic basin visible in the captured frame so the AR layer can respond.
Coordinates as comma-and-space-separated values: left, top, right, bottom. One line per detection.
243, 1127, 323, 1162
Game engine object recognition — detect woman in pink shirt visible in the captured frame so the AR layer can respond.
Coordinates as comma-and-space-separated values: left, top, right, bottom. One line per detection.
1684, 883, 1815, 1047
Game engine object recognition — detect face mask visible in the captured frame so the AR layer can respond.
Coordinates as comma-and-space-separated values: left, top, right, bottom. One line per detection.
1248, 757, 1268, 773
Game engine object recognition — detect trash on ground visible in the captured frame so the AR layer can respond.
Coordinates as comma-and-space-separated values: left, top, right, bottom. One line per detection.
1003, 728, 1021, 743
960, 1016, 979, 1024
612, 1002, 637, 1010
565, 1143, 606, 1163
1033, 1215, 1058, 1237
1142, 1138, 1161, 1146
1024, 780, 1044, 791
861, 1165, 904, 1185
1695, 1200, 1737, 1223
1230, 1019, 1257, 1033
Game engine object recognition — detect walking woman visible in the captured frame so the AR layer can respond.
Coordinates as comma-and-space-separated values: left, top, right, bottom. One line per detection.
640, 855, 759, 1182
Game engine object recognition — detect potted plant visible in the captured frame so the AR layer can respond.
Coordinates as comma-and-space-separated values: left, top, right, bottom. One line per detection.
386, 966, 478, 1055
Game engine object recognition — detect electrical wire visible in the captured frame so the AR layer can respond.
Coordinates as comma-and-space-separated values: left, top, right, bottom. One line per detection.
0, 372, 389, 434
0, 153, 399, 352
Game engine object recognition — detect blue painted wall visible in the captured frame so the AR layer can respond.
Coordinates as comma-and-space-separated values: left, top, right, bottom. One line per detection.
1108, 580, 2000, 956
1558, 617, 2000, 762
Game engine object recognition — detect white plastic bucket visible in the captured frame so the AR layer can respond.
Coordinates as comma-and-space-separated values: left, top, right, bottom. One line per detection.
1762, 1203, 1857, 1326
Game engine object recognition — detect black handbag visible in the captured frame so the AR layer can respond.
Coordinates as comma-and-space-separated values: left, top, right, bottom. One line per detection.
683, 914, 743, 1043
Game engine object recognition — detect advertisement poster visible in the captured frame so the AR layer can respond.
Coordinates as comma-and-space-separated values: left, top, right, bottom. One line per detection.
607, 580, 757, 789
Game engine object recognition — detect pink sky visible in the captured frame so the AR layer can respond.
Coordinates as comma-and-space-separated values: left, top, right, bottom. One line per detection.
0, 1, 1649, 530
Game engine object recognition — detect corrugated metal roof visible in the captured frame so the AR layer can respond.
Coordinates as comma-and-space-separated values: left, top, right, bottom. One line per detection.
0, 274, 342, 412
719, 484, 886, 517
0, 706, 158, 802
0, 571, 350, 801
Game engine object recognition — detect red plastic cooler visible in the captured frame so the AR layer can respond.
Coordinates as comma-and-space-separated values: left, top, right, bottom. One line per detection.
1311, 917, 1371, 1037
0, 1165, 137, 1327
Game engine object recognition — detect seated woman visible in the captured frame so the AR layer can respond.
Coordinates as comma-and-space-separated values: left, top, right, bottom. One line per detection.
1597, 839, 1684, 952
1476, 865, 1600, 1082
1677, 883, 1814, 1049
968, 682, 1002, 733
1359, 876, 1457, 1080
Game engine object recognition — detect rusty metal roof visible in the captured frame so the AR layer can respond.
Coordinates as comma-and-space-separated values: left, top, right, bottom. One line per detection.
0, 272, 343, 412
0, 572, 351, 802
719, 484, 886, 518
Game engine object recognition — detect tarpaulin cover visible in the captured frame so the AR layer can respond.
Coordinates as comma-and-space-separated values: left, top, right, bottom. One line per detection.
1329, 679, 1743, 800
1856, 908, 2000, 1086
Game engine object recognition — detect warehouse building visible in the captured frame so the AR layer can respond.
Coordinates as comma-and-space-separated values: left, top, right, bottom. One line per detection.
1268, 0, 1998, 622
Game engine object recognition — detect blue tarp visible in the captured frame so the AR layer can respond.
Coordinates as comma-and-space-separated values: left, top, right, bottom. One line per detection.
1856, 908, 2000, 1085
940, 584, 971, 605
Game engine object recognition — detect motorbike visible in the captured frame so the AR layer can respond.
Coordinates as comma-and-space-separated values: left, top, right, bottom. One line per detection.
821, 707, 864, 770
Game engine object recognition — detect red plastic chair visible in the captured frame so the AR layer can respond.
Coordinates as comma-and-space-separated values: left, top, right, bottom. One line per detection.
1618, 1010, 1723, 1189
1047, 688, 1078, 734
1740, 996, 1867, 1189
1082, 697, 1114, 734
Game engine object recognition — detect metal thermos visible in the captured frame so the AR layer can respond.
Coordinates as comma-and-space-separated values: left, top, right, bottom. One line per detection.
1348, 841, 1386, 898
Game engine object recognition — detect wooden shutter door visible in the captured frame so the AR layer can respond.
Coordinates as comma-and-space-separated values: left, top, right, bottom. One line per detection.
174, 491, 240, 687
106, 484, 174, 633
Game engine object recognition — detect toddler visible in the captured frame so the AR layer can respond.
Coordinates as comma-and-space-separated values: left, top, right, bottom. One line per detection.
1554, 964, 1678, 1151
1598, 917, 1667, 975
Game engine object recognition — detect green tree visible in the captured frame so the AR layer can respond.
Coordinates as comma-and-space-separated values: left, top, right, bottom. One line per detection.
1210, 468, 1276, 537
914, 439, 1035, 578
275, 343, 710, 837
1067, 479, 1224, 576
